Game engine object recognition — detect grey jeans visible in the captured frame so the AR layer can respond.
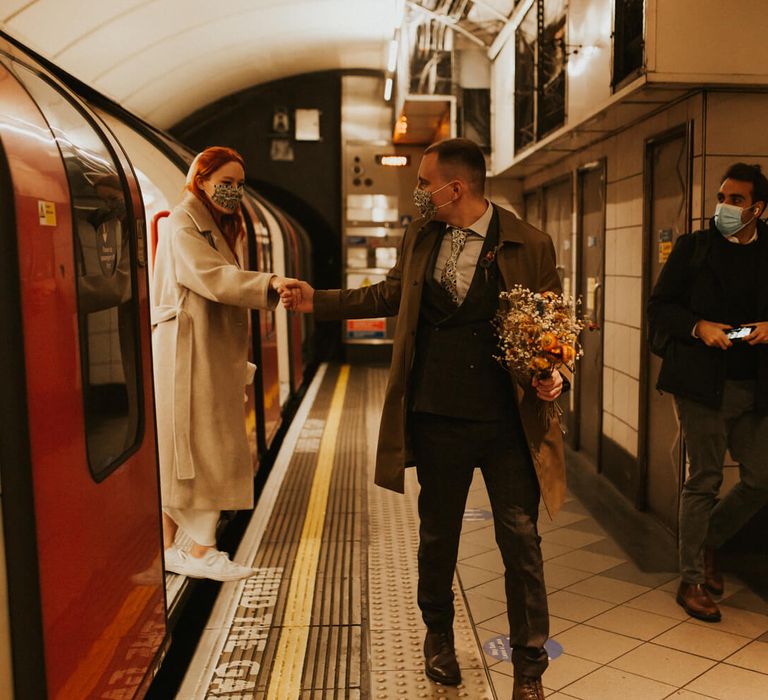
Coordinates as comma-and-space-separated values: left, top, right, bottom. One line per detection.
675, 380, 768, 584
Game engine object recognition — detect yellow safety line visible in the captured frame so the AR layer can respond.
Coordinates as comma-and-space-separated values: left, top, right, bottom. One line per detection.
266, 365, 350, 699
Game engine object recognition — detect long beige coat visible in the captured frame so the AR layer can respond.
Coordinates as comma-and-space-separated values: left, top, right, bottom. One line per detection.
315, 205, 568, 517
152, 192, 276, 510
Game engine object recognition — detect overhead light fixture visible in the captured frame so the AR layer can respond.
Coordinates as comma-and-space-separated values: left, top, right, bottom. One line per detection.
384, 77, 393, 101
388, 38, 399, 73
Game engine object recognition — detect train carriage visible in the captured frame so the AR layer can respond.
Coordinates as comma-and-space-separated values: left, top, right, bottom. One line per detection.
0, 35, 312, 699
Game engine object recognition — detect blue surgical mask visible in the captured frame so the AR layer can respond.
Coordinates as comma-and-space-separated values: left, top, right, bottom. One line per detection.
714, 202, 757, 237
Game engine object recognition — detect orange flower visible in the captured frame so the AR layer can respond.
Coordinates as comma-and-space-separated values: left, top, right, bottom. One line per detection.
540, 332, 557, 351
561, 345, 576, 363
530, 356, 550, 372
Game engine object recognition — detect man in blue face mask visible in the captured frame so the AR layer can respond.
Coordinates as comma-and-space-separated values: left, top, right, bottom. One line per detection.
648, 162, 768, 623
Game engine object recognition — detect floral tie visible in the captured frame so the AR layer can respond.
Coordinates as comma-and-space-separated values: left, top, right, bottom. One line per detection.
440, 226, 468, 304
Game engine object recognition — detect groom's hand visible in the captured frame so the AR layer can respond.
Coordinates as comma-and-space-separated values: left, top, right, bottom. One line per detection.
532, 369, 563, 401
282, 279, 315, 313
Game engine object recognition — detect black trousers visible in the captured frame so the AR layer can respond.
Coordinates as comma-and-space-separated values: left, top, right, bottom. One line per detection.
411, 409, 549, 678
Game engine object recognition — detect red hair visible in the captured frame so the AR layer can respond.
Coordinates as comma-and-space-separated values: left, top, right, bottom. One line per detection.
187, 146, 246, 254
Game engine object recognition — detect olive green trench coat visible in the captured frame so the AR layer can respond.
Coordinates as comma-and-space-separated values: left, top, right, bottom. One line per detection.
315, 204, 567, 517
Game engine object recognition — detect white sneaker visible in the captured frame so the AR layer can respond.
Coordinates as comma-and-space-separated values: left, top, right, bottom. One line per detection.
163, 543, 192, 576
165, 549, 255, 581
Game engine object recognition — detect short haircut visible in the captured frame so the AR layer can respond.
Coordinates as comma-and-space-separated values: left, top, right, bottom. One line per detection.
720, 162, 768, 204
424, 138, 486, 194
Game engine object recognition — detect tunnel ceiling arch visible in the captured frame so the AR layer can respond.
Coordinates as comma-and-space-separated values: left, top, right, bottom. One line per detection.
1, 0, 403, 128
3, 0, 524, 129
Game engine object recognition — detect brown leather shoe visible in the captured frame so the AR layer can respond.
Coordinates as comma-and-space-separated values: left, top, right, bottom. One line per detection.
513, 675, 545, 700
704, 547, 724, 597
676, 581, 721, 622
424, 630, 460, 686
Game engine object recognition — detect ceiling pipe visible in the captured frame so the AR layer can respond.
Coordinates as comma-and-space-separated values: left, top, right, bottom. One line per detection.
406, 0, 488, 48
488, 0, 534, 60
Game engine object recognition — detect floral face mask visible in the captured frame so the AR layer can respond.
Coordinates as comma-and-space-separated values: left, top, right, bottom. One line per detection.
211, 183, 244, 212
412, 181, 455, 222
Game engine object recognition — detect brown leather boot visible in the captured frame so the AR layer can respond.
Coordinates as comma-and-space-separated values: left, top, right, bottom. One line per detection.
704, 547, 724, 597
676, 581, 721, 622
424, 630, 461, 686
513, 675, 545, 700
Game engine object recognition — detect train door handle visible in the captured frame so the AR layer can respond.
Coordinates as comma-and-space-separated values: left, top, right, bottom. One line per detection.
589, 281, 602, 331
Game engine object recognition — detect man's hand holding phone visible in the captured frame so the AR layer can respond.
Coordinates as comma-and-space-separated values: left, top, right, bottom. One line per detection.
694, 320, 734, 349
744, 321, 768, 345
694, 320, 768, 348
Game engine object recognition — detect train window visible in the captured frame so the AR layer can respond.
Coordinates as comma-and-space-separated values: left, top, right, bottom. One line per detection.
8, 59, 143, 481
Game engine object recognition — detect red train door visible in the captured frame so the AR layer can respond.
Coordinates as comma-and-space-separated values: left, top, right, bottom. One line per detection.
0, 51, 165, 699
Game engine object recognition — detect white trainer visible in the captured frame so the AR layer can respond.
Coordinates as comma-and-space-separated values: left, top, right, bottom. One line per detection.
165, 549, 256, 581
163, 543, 192, 576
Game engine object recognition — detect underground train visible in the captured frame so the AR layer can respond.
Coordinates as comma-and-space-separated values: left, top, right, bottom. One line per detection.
0, 33, 313, 699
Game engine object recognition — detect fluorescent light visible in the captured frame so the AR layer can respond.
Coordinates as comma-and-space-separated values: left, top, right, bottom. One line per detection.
384, 78, 393, 101
376, 155, 410, 167
394, 0, 406, 29
388, 39, 399, 72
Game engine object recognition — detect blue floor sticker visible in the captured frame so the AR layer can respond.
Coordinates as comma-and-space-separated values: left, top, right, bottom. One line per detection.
483, 636, 563, 661
482, 635, 511, 662
544, 639, 563, 659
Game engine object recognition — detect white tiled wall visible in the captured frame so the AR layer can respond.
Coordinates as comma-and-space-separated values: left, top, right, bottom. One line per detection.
512, 93, 709, 461
603, 164, 643, 457
495, 90, 768, 468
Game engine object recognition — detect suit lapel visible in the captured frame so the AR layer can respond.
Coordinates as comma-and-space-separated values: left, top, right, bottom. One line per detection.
411, 220, 442, 287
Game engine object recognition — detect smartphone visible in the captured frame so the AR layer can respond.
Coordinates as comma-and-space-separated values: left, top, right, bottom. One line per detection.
726, 326, 755, 341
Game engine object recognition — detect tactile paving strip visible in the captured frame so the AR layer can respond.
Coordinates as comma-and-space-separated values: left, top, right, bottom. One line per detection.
193, 364, 494, 699
200, 365, 346, 697
364, 368, 494, 700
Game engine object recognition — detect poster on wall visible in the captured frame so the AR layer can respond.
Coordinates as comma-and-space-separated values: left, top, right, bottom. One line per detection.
295, 108, 321, 141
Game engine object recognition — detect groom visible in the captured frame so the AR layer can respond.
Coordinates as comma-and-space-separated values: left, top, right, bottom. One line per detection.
287, 138, 566, 700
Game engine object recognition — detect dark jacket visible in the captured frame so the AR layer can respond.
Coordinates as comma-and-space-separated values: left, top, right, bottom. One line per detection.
314, 204, 568, 516
647, 219, 768, 411
410, 209, 512, 419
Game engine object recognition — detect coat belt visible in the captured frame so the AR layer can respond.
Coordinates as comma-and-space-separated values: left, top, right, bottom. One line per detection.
152, 300, 195, 480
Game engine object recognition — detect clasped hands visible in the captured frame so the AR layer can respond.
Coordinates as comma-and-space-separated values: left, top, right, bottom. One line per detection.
271, 278, 315, 313
270, 276, 314, 311
694, 320, 768, 349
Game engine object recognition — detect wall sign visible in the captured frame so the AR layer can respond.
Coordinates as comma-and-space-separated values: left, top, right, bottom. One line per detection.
38, 200, 56, 226
346, 318, 386, 339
